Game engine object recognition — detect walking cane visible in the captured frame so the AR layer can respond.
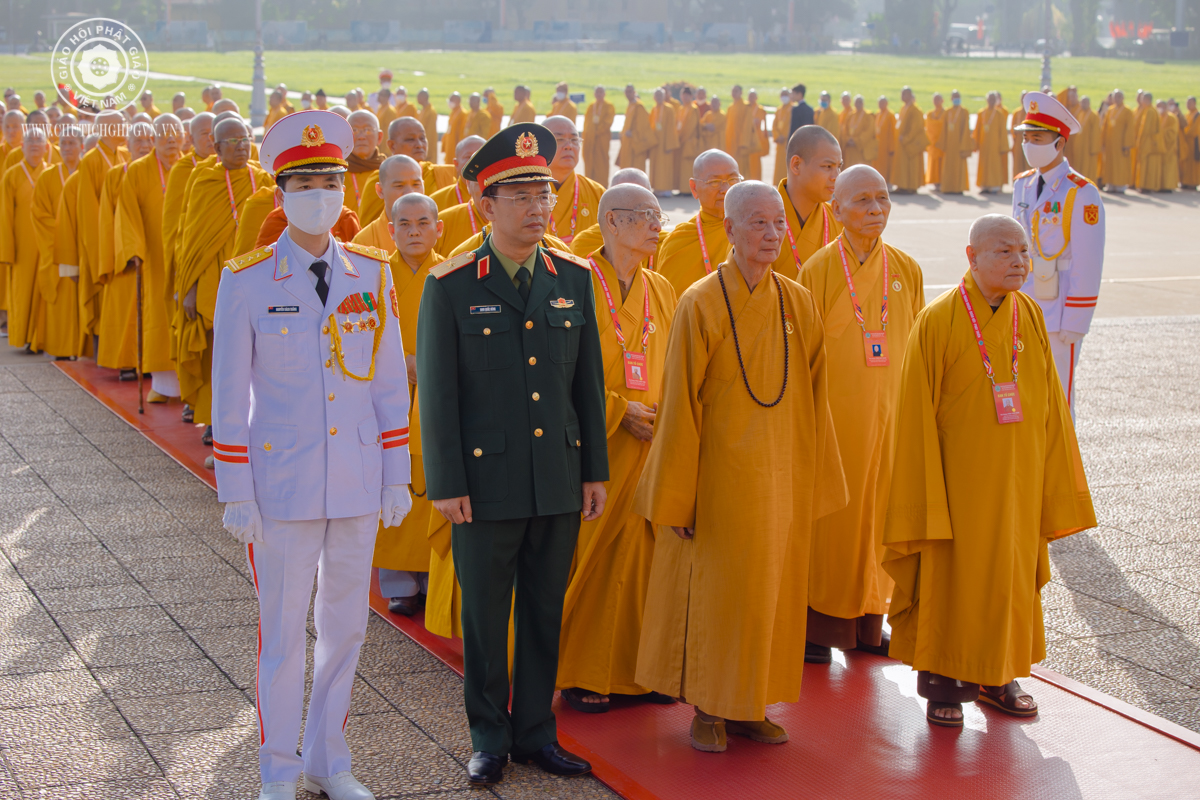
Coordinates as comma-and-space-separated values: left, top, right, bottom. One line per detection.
136, 257, 145, 414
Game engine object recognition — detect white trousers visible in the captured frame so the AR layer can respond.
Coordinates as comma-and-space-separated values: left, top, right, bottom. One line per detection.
151, 370, 180, 397
377, 568, 428, 599
247, 513, 377, 784
1049, 335, 1082, 416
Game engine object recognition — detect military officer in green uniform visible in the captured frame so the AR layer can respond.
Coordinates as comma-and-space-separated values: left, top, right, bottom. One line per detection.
416, 123, 609, 786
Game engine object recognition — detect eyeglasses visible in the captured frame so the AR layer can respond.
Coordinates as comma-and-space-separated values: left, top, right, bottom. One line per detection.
611, 208, 669, 225
699, 176, 742, 189
218, 137, 252, 146
491, 193, 557, 210
554, 136, 583, 147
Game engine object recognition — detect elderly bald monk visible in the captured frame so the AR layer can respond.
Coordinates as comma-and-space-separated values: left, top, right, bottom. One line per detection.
557, 184, 678, 713
656, 149, 739, 299
429, 135, 485, 211
32, 125, 85, 357
1101, 90, 1135, 191
975, 92, 1009, 193
0, 110, 23, 164
617, 85, 655, 174
372, 192, 446, 615
162, 114, 215, 293
0, 127, 51, 349
1132, 91, 1163, 192
175, 117, 273, 453
772, 125, 844, 278
351, 155, 425, 254
633, 181, 845, 752
569, 168, 657, 260
798, 165, 924, 665
723, 86, 757, 176
925, 93, 946, 186
885, 214, 1094, 727
542, 116, 605, 244
892, 87, 929, 194
939, 91, 973, 194
435, 178, 488, 256
343, 109, 385, 213
583, 86, 616, 186
76, 110, 131, 339
103, 115, 184, 401
359, 118, 457, 223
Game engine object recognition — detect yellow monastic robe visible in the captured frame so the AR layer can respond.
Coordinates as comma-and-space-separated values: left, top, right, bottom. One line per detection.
799, 238, 923, 623
939, 106, 973, 193
417, 104, 438, 156
617, 101, 655, 172
771, 181, 843, 278
356, 162, 456, 225
442, 107, 465, 163
372, 248, 442, 573
843, 109, 878, 168
174, 160, 272, 424
95, 163, 131, 364
344, 168, 378, 213
429, 179, 469, 212
893, 104, 928, 191
1133, 106, 1163, 191
33, 164, 81, 356
263, 105, 289, 132
77, 142, 130, 336
550, 97, 578, 121
232, 186, 278, 257
583, 100, 616, 187
434, 201, 486, 256
509, 100, 536, 126
4, 145, 61, 171
376, 105, 399, 154
873, 109, 896, 183
1, 160, 47, 347
723, 98, 755, 175
1074, 109, 1102, 183
569, 225, 666, 269
632, 264, 846, 721
1010, 109, 1029, 176
1101, 105, 1135, 186
1182, 111, 1200, 187
162, 152, 201, 306
463, 109, 490, 141
351, 213, 396, 255
655, 210, 730, 300
974, 106, 1009, 189
884, 273, 1095, 686
676, 101, 702, 190
816, 106, 839, 138
106, 153, 175, 372
700, 109, 726, 152
1160, 112, 1180, 190
548, 172, 604, 246
647, 104, 679, 192
837, 105, 853, 154
557, 253, 678, 695
485, 98, 504, 137
394, 101, 417, 119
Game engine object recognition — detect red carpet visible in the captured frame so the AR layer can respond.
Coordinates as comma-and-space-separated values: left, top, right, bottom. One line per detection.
58, 358, 1200, 800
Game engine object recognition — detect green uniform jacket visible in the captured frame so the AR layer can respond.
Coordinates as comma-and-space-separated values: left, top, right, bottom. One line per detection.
416, 237, 609, 521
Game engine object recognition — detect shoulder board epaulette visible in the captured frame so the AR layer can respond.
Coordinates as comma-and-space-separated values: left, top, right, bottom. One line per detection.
1014, 168, 1037, 181
342, 241, 389, 262
226, 245, 273, 273
430, 251, 476, 279
547, 248, 591, 270
1067, 172, 1093, 188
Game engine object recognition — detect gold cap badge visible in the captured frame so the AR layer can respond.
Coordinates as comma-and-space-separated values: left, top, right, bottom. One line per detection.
1029, 101, 1039, 113
302, 125, 326, 147
515, 132, 538, 158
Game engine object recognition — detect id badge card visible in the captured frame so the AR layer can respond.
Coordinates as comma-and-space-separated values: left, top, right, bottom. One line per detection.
624, 352, 649, 391
992, 381, 1024, 424
863, 331, 889, 367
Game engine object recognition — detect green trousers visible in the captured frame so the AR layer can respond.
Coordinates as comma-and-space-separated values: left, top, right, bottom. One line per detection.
451, 512, 580, 755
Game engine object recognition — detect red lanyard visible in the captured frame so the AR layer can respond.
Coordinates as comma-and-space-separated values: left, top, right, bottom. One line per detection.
156, 156, 168, 195
786, 204, 830, 267
695, 214, 713, 274
468, 201, 480, 235
958, 281, 1019, 385
225, 167, 257, 226
350, 173, 361, 205
836, 237, 889, 333
549, 177, 579, 243
590, 257, 651, 353
454, 181, 463, 205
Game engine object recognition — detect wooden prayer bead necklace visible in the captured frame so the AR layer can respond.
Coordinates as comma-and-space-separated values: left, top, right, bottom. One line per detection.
717, 265, 789, 408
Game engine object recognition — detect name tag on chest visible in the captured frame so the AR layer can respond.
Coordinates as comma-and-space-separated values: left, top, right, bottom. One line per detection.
470, 304, 501, 315
993, 382, 1024, 424
862, 331, 889, 367
268, 306, 300, 314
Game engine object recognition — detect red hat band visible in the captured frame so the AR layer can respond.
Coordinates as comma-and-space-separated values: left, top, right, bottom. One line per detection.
1024, 111, 1071, 138
478, 155, 552, 189
273, 141, 348, 174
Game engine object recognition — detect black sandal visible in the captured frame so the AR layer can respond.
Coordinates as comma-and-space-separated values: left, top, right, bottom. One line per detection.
926, 701, 964, 728
978, 680, 1038, 718
182, 405, 194, 423
201, 425, 213, 446
804, 642, 832, 664
560, 687, 610, 714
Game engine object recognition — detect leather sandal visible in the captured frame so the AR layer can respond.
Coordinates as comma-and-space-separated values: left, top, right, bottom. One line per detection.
560, 687, 609, 714
977, 680, 1038, 718
926, 701, 964, 728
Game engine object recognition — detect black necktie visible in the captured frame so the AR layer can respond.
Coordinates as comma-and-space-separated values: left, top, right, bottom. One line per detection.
516, 266, 531, 303
310, 260, 329, 306
1036, 176, 1045, 199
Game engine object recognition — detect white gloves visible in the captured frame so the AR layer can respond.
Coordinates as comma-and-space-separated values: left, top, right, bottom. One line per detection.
222, 499, 263, 544
381, 484, 413, 528
1057, 330, 1084, 346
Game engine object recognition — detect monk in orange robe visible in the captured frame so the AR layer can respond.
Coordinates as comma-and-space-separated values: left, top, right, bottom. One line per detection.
872, 96, 896, 184
352, 155, 426, 254
771, 126, 844, 278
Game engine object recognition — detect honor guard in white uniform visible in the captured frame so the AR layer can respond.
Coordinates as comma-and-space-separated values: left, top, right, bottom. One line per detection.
1012, 91, 1105, 414
212, 110, 413, 800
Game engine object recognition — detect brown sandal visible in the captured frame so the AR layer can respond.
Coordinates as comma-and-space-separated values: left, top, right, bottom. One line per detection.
977, 680, 1038, 718
926, 701, 964, 728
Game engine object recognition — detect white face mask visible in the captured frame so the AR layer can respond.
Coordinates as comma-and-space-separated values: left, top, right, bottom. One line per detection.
380, 80, 392, 91
282, 187, 343, 235
395, 93, 406, 105
556, 91, 566, 101
1022, 140, 1061, 169
301, 99, 312, 109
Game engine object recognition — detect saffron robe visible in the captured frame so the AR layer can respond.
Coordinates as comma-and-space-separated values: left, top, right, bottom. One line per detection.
548, 171, 604, 246
357, 162, 456, 225
485, 97, 504, 137
33, 164, 82, 356
429, 179, 470, 212
76, 141, 129, 335
417, 104, 439, 156
617, 101, 655, 173
816, 106, 840, 137
550, 97, 578, 122
569, 226, 666, 270
939, 106, 973, 193
699, 109, 726, 152
647, 104, 679, 192
974, 106, 1010, 189
343, 168, 378, 213
631, 263, 846, 721
655, 209, 730, 300
1075, 109, 1103, 183
1181, 111, 1200, 186
884, 273, 1095, 687
771, 181, 842, 278
434, 201, 487, 256
232, 186, 278, 257
508, 100, 536, 126
583, 100, 616, 187
94, 163, 131, 363
0, 160, 46, 347
677, 101, 702, 190
1100, 105, 1135, 187
1010, 108, 1029, 176
892, 104, 928, 191
843, 109, 878, 168
442, 106, 465, 163
872, 109, 896, 183
351, 213, 397, 254
253, 205, 360, 249
1133, 106, 1163, 191
724, 98, 755, 175
162, 153, 202, 307
1159, 112, 1180, 190
463, 109, 490, 141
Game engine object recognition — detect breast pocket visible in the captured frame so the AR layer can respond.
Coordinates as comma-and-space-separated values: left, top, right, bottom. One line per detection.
249, 423, 298, 501
461, 317, 516, 371
463, 430, 507, 503
254, 316, 309, 373
340, 329, 373, 375
546, 309, 585, 364
358, 417, 382, 492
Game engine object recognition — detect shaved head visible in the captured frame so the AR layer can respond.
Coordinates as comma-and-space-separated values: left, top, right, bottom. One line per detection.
787, 124, 840, 164
455, 134, 486, 170
597, 184, 662, 260
692, 148, 739, 180
968, 213, 1027, 249
379, 154, 421, 184
542, 115, 578, 136
833, 164, 888, 204
391, 191, 438, 221
190, 111, 216, 158
388, 117, 428, 162
348, 109, 379, 129
609, 168, 651, 190
723, 180, 781, 225
598, 183, 657, 220
211, 98, 239, 115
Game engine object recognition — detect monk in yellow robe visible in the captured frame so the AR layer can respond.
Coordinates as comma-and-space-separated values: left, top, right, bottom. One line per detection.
0, 110, 22, 167
939, 91, 973, 194
374, 89, 399, 154
1157, 101, 1180, 191
884, 214, 1094, 727
569, 168, 661, 260
673, 88, 702, 191
700, 97, 726, 152
508, 85, 536, 126
359, 118, 457, 224
893, 88, 928, 193
557, 184, 678, 711
3, 111, 61, 172
343, 110, 384, 213
583, 86, 617, 187
872, 96, 896, 184
747, 91, 769, 182
462, 94, 490, 141
435, 180, 488, 256
837, 91, 853, 148
232, 184, 280, 258
1010, 93, 1029, 176
429, 136, 484, 212
974, 92, 1009, 192
772, 126, 844, 278
1073, 97, 1103, 183
1181, 98, 1200, 189
723, 86, 756, 176
1101, 90, 1135, 190
541, 116, 605, 245
815, 91, 839, 137
352, 155, 426, 254
175, 118, 272, 445
415, 89, 438, 154
771, 89, 793, 184
373, 193, 445, 614
549, 82, 577, 121
798, 165, 924, 664
163, 113, 215, 300
76, 111, 130, 338
442, 93, 465, 165
617, 86, 656, 174
647, 89, 679, 193
633, 181, 845, 751
841, 95, 875, 169
263, 90, 290, 132
481, 89, 503, 137
0, 128, 49, 348
657, 150, 739, 298
32, 126, 84, 357
1133, 92, 1163, 192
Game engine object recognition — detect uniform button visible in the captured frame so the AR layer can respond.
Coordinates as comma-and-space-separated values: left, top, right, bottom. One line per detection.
525, 320, 533, 329
328, 393, 335, 401
528, 356, 537, 365
280, 327, 288, 335
322, 325, 330, 334
564, 320, 572, 328
575, 439, 581, 446
534, 428, 543, 437
473, 447, 483, 457
264, 443, 272, 452
330, 427, 337, 436
531, 392, 540, 401
325, 359, 332, 368
483, 327, 491, 336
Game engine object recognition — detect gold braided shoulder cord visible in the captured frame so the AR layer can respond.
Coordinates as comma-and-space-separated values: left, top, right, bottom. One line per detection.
328, 261, 388, 381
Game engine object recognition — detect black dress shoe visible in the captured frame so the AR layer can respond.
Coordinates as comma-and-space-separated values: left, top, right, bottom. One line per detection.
854, 631, 892, 657
511, 742, 591, 776
804, 642, 832, 664
387, 595, 420, 616
466, 751, 505, 785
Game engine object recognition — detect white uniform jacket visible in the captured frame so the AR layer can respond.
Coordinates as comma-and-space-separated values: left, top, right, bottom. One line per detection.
211, 231, 411, 521
1012, 159, 1106, 334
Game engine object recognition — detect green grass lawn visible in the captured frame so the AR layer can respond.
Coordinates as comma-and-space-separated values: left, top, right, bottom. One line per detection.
5, 50, 1196, 115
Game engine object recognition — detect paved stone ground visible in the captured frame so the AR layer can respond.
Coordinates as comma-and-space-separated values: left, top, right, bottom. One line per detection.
0, 315, 1196, 799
